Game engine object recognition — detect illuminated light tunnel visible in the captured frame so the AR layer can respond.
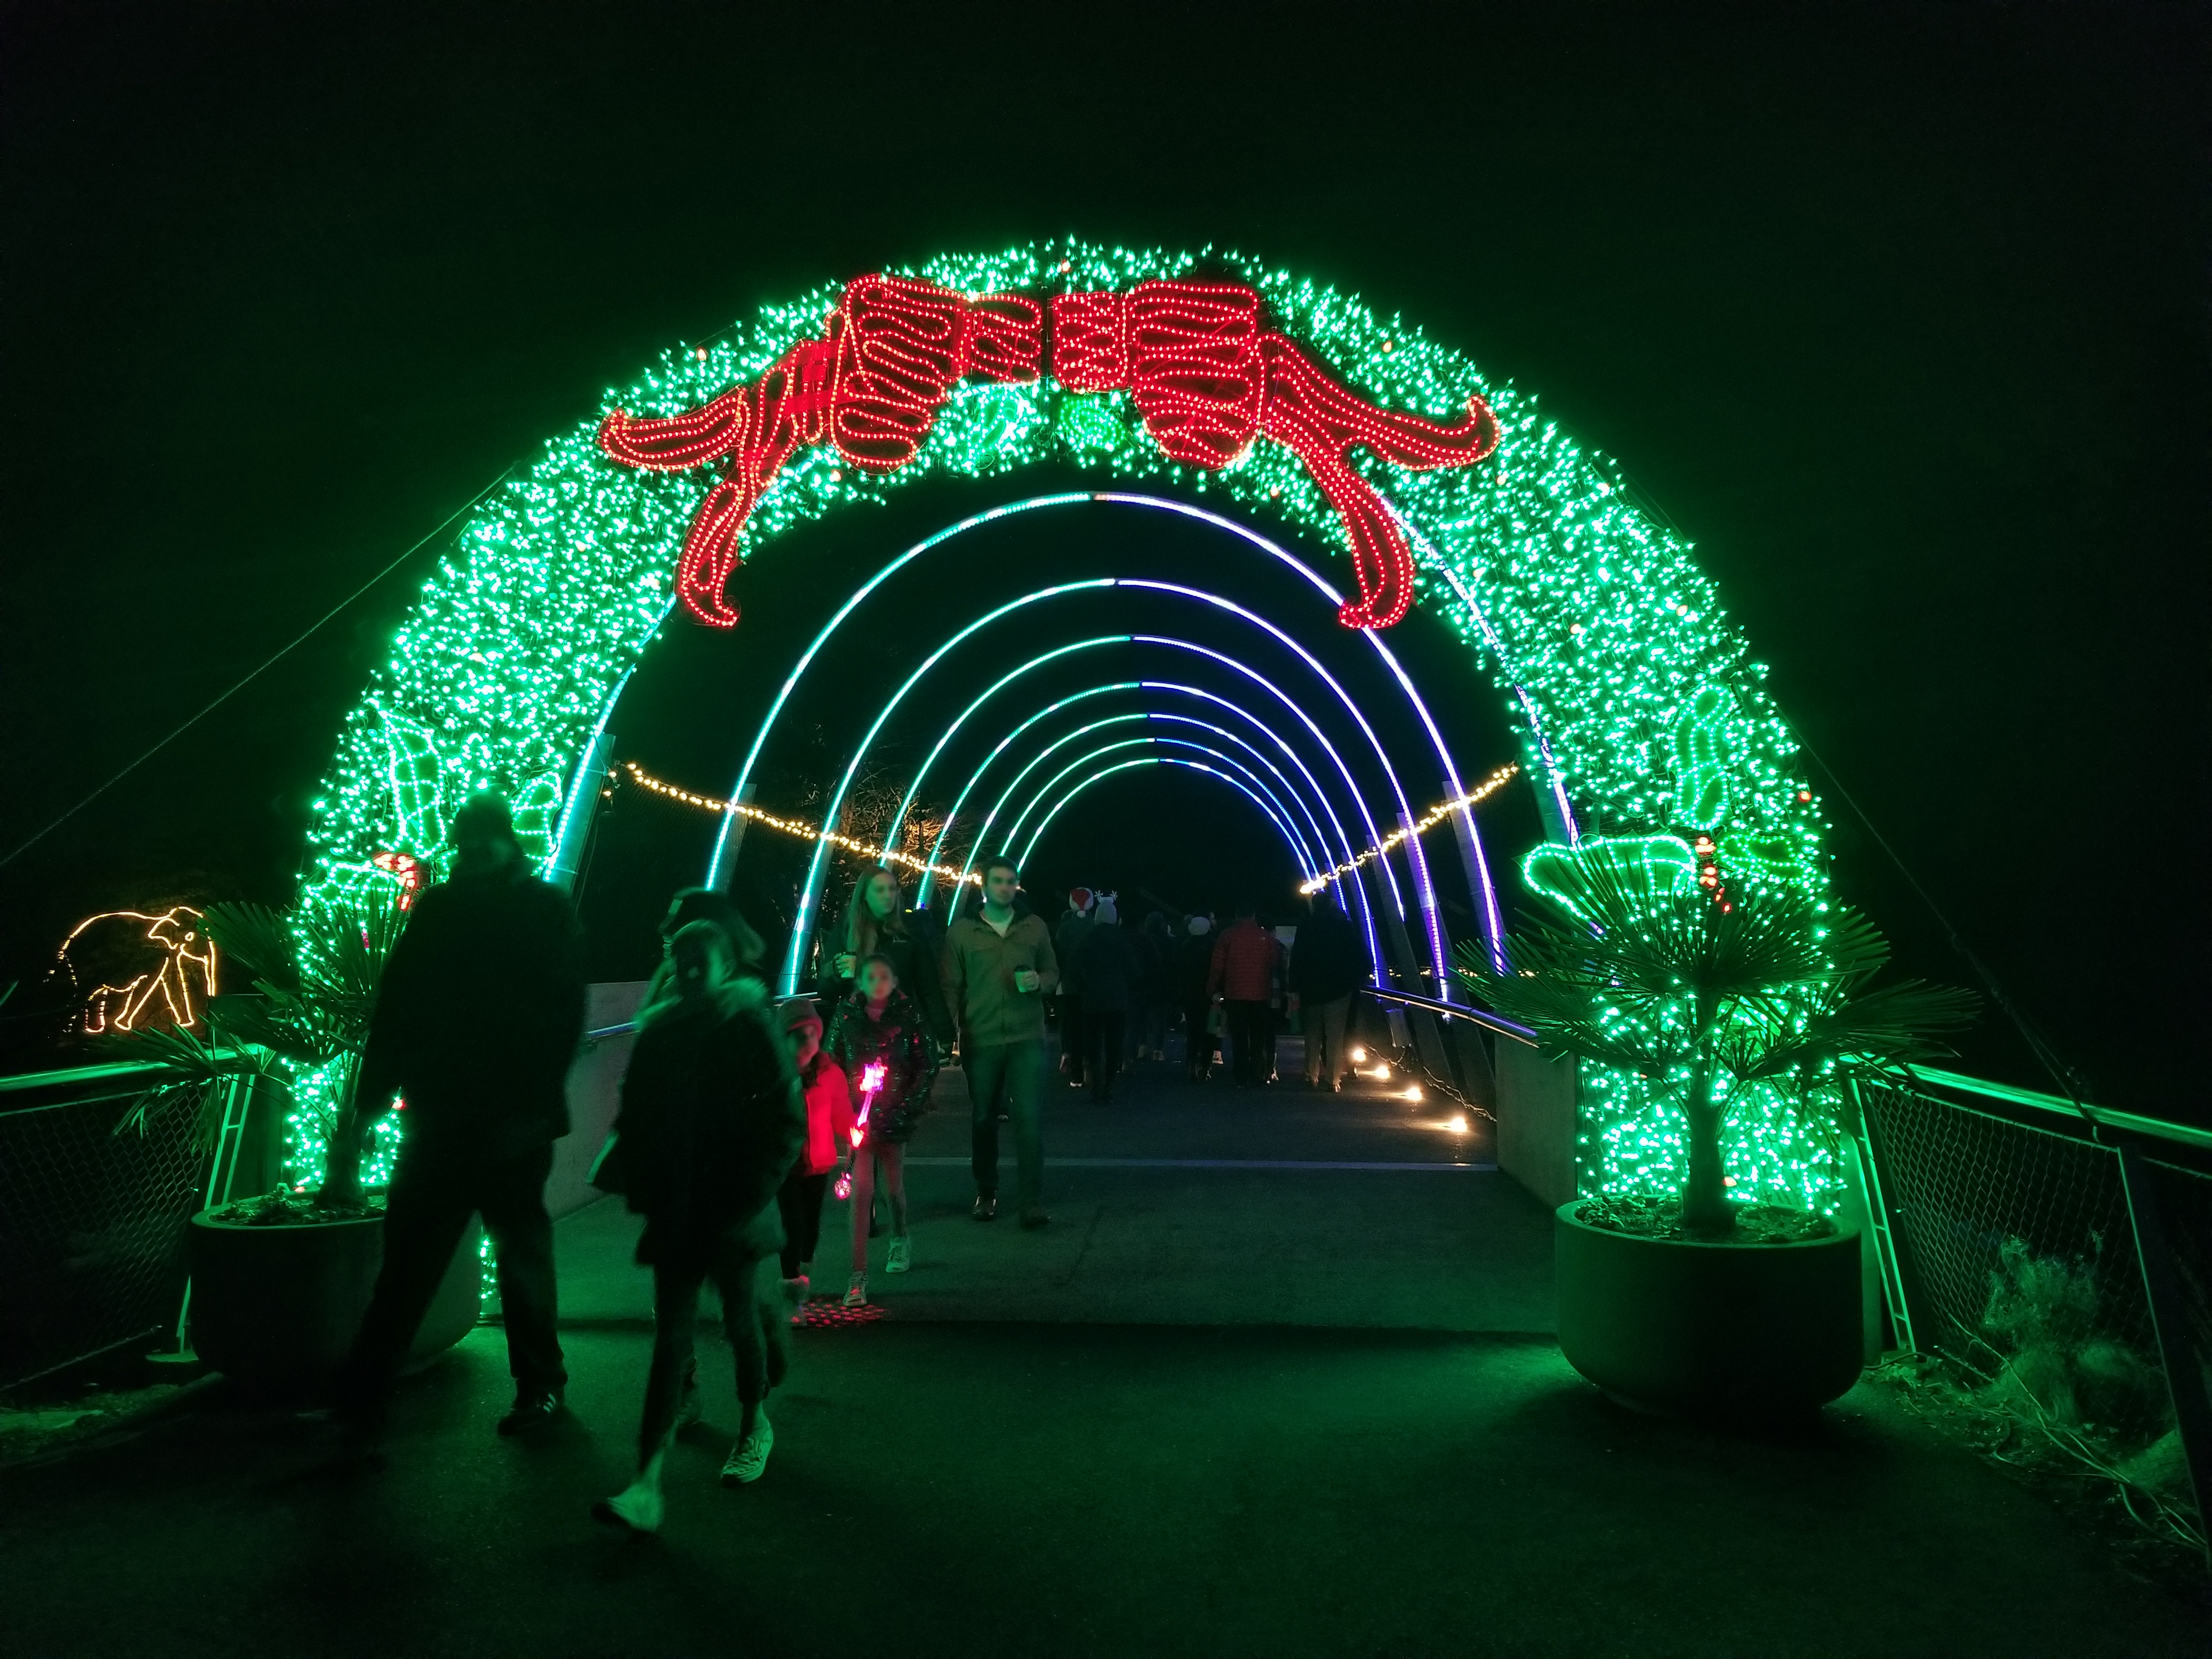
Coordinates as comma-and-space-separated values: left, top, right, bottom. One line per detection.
684, 493, 1505, 979
1015, 757, 1313, 883
929, 701, 1386, 986
775, 580, 1455, 995
298, 242, 1836, 1209
995, 736, 1327, 892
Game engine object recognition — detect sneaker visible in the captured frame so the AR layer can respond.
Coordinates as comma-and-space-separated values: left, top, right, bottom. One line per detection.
887, 1235, 912, 1273
592, 1479, 664, 1532
972, 1194, 997, 1222
1019, 1205, 1051, 1230
721, 1413, 774, 1486
843, 1272, 867, 1308
781, 1274, 810, 1327
496, 1389, 561, 1436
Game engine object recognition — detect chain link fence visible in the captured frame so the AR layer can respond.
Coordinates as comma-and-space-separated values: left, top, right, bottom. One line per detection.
1859, 1081, 2165, 1355
0, 1082, 208, 1390
1859, 1073, 2212, 1551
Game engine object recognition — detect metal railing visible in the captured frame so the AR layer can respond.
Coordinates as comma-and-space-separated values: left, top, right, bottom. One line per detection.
0, 1060, 255, 1391
1853, 1066, 2212, 1546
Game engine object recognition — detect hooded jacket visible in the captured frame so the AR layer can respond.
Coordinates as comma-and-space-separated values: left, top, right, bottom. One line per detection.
613, 976, 804, 1268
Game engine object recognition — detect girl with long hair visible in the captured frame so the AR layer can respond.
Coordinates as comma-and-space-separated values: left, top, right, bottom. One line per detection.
830, 866, 953, 1054
595, 924, 803, 1532
825, 953, 937, 1305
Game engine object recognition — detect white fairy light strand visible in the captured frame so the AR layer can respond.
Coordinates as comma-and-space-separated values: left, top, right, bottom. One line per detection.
623, 761, 980, 888
1297, 764, 1520, 895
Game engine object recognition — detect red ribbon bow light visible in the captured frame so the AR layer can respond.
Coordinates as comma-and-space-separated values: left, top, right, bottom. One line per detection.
598, 274, 1498, 631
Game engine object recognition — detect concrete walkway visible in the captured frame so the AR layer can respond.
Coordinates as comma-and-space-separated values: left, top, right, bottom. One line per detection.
3, 1048, 2201, 1658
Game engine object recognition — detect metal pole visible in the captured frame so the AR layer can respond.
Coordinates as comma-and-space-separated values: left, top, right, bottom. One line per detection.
2115, 1139, 2212, 1567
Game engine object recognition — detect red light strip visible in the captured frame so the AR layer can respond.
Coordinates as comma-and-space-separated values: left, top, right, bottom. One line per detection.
600, 275, 1496, 630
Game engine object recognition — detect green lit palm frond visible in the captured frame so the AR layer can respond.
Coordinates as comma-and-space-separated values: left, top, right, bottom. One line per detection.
200, 901, 302, 996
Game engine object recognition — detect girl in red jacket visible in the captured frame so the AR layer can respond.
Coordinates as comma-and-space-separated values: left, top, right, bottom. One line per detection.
775, 998, 853, 1324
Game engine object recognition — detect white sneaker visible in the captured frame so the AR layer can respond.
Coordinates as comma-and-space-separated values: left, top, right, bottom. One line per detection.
593, 1479, 664, 1532
887, 1236, 911, 1274
843, 1272, 867, 1307
721, 1413, 773, 1485
782, 1274, 809, 1327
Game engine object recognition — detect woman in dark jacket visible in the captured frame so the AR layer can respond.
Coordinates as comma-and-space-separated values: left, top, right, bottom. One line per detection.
825, 953, 938, 1305
595, 923, 804, 1533
1075, 899, 1143, 1104
828, 866, 953, 1053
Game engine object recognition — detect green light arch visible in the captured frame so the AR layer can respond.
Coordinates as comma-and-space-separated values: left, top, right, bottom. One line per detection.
296, 236, 1836, 1207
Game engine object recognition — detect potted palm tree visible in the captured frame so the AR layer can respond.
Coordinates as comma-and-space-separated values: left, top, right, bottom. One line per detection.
1458, 840, 1975, 1417
109, 895, 480, 1388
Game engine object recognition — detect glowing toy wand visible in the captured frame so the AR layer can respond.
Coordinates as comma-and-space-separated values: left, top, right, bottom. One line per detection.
834, 1059, 889, 1201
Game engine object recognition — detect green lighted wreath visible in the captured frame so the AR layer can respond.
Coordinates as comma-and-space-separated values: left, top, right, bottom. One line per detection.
296, 238, 1837, 1205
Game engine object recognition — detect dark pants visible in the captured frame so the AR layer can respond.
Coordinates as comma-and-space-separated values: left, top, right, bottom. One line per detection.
1057, 996, 1087, 1086
775, 1170, 830, 1278
1086, 1008, 1126, 1100
343, 1139, 562, 1418
1226, 1001, 1273, 1087
966, 1039, 1045, 1208
641, 1242, 784, 1462
1183, 1001, 1216, 1077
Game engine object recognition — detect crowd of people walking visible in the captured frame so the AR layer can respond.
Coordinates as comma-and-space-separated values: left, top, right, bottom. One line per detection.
319, 790, 1374, 1533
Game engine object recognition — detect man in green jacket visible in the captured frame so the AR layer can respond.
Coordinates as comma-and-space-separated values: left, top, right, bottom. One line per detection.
941, 855, 1060, 1227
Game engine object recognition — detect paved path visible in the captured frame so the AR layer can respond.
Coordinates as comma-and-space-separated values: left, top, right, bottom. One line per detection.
4, 1048, 2203, 1658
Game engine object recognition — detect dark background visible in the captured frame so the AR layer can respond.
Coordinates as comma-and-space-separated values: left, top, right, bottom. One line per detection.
2, 3, 2204, 1112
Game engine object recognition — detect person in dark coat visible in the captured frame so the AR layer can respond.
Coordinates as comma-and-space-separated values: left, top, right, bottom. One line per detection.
1052, 887, 1096, 1088
1290, 894, 1368, 1090
826, 866, 953, 1054
1175, 915, 1218, 1080
332, 792, 586, 1439
594, 923, 804, 1532
1075, 898, 1143, 1103
1133, 911, 1174, 1061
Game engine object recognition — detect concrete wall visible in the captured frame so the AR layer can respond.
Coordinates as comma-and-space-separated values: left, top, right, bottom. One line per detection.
545, 981, 648, 1221
1494, 1041, 1578, 1211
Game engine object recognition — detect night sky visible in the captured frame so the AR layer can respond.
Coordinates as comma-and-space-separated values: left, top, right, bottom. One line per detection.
3, 5, 2203, 1113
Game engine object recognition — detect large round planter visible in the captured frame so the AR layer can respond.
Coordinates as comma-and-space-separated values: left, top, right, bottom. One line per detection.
1555, 1202, 1863, 1419
186, 1209, 481, 1390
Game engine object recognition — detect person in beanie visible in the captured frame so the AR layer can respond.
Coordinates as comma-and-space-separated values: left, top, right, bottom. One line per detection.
773, 997, 850, 1324
594, 923, 803, 1531
331, 791, 585, 1441
941, 855, 1059, 1227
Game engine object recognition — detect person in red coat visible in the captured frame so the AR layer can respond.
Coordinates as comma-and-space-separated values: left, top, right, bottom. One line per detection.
1207, 901, 1285, 1089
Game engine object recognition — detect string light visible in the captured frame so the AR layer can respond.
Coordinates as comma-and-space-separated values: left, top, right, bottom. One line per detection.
296, 238, 1834, 1209
600, 276, 1043, 625
1053, 281, 1499, 627
1298, 764, 1520, 894
55, 907, 217, 1034
621, 760, 980, 888
602, 273, 1495, 632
